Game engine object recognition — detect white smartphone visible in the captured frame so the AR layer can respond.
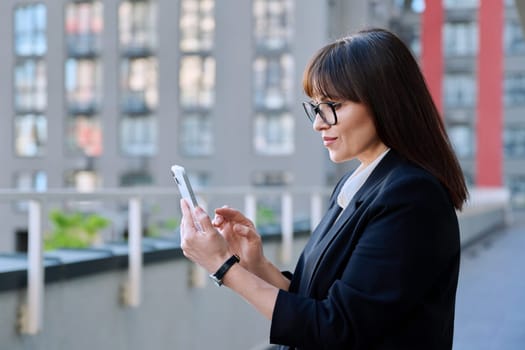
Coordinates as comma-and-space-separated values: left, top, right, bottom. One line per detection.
170, 165, 199, 211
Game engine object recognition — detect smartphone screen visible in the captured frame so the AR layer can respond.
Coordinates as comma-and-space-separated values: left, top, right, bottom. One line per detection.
171, 165, 199, 211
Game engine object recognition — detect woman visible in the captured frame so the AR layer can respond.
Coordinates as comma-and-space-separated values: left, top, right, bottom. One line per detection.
179, 28, 468, 350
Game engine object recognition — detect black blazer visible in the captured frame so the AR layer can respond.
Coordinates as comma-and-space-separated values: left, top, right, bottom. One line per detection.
270, 151, 460, 350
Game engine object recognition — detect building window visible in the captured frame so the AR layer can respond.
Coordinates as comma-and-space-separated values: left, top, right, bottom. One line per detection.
504, 127, 525, 158
180, 114, 213, 156
506, 176, 525, 208
254, 113, 294, 155
14, 4, 47, 157
66, 116, 102, 157
64, 169, 101, 192
119, 1, 158, 157
179, 55, 215, 109
179, 0, 216, 157
65, 58, 101, 115
65, 1, 103, 158
120, 170, 154, 187
448, 124, 474, 159
444, 74, 477, 107
253, 55, 294, 110
179, 0, 215, 52
443, 0, 479, 9
444, 22, 478, 56
15, 114, 47, 157
504, 19, 525, 55
119, 0, 157, 56
120, 116, 158, 156
13, 171, 47, 212
504, 73, 525, 106
253, 0, 295, 156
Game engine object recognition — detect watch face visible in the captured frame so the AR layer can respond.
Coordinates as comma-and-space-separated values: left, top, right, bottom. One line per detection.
209, 274, 223, 286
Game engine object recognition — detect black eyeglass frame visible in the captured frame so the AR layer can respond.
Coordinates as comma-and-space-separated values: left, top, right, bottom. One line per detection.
302, 101, 341, 126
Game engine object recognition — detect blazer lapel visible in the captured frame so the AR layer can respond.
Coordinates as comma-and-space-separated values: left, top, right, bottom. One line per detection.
303, 151, 404, 295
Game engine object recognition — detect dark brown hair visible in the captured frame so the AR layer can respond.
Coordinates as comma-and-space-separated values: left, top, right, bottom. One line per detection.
303, 28, 468, 210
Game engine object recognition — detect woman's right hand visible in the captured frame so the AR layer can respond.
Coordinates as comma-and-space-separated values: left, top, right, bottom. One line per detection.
212, 207, 264, 273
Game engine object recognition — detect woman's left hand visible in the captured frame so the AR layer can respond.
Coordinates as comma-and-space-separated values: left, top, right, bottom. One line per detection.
179, 199, 233, 273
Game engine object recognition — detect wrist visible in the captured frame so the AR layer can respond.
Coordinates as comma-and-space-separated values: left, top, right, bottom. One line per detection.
209, 254, 240, 286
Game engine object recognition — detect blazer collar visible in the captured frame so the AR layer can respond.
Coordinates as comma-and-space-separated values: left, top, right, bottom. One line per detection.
333, 150, 405, 229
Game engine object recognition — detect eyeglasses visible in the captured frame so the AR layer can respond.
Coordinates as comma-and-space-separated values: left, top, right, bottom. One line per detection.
302, 101, 341, 126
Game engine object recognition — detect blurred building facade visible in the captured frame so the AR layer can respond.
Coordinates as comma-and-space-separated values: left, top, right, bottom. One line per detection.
0, 0, 524, 251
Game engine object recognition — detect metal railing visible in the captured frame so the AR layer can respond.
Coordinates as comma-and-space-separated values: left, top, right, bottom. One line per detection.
0, 186, 331, 335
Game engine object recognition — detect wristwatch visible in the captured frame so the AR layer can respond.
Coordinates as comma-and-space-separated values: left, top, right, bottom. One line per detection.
209, 254, 240, 286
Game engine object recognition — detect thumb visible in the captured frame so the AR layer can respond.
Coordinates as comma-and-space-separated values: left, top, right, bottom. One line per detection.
233, 224, 251, 237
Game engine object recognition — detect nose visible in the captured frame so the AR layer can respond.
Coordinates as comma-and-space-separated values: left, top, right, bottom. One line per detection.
313, 114, 330, 132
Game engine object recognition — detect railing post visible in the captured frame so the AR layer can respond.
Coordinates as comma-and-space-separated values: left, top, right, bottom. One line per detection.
124, 197, 142, 307
280, 193, 293, 264
19, 200, 43, 334
310, 193, 323, 232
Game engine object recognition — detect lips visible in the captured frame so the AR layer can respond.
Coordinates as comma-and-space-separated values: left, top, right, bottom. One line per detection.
323, 136, 337, 147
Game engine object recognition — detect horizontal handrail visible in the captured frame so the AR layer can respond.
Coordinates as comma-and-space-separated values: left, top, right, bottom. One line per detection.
0, 186, 332, 335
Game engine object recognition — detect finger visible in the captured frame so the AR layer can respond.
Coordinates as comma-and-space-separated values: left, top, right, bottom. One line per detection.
194, 206, 215, 234
212, 214, 224, 227
215, 207, 254, 227
233, 223, 251, 237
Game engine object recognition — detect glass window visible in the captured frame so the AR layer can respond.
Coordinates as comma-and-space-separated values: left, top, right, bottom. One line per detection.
14, 59, 47, 113
448, 124, 474, 158
504, 127, 525, 158
179, 55, 215, 109
444, 74, 477, 107
506, 176, 525, 208
179, 0, 215, 52
65, 58, 101, 114
253, 54, 294, 110
120, 116, 158, 156
14, 4, 47, 158
119, 0, 157, 55
180, 114, 213, 156
65, 1, 103, 57
179, 0, 216, 157
120, 170, 154, 187
504, 19, 525, 54
253, 0, 293, 51
121, 57, 158, 114
444, 22, 478, 56
14, 4, 47, 56
15, 114, 47, 157
253, 0, 294, 156
444, 0, 479, 9
66, 116, 103, 156
504, 73, 525, 106
64, 169, 101, 191
254, 113, 294, 155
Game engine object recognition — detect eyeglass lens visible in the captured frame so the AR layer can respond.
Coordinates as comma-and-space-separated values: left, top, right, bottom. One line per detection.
303, 102, 336, 125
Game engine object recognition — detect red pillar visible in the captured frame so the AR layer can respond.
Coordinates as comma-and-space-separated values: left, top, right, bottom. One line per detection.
421, 0, 444, 114
476, 0, 504, 186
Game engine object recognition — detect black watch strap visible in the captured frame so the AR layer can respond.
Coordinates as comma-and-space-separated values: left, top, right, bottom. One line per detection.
209, 254, 240, 286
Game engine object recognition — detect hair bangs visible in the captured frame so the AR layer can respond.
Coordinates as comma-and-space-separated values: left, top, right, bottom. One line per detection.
303, 42, 361, 102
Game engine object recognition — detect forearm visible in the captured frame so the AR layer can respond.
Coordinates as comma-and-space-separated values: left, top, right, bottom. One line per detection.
251, 258, 291, 291
221, 263, 281, 320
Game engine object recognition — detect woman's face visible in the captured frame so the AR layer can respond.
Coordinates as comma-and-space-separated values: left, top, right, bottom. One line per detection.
312, 99, 386, 165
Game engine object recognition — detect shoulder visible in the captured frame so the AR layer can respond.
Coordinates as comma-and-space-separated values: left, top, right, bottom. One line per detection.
374, 155, 453, 210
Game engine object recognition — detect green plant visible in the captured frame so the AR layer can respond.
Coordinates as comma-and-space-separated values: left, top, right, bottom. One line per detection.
145, 205, 180, 237
256, 205, 278, 227
44, 210, 109, 251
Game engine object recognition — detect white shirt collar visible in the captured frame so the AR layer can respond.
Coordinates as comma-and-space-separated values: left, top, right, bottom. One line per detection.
337, 148, 390, 209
